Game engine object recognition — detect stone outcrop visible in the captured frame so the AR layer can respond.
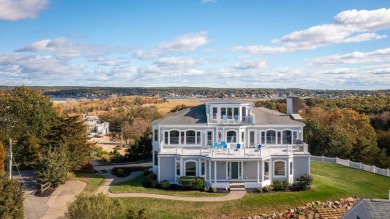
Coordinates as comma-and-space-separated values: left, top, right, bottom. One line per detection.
243, 196, 360, 219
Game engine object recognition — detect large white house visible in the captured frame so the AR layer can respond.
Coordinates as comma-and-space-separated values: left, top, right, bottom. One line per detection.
152, 97, 310, 189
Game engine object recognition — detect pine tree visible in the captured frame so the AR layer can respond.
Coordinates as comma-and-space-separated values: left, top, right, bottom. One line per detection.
0, 173, 24, 219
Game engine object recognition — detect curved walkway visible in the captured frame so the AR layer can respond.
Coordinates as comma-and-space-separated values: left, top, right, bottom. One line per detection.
97, 171, 246, 202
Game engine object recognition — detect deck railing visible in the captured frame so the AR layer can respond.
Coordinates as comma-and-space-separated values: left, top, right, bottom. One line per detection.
207, 114, 254, 124
311, 155, 390, 178
162, 143, 309, 157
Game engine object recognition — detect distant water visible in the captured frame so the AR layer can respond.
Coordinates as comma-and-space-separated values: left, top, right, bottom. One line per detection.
49, 96, 98, 101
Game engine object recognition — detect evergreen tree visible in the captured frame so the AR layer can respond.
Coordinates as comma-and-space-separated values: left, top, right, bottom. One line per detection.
0, 173, 24, 219
34, 143, 69, 187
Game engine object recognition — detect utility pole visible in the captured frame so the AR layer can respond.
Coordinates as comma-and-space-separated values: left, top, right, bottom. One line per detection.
8, 139, 12, 179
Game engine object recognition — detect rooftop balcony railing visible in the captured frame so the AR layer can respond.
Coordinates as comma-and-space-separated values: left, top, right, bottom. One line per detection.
207, 114, 254, 124
160, 143, 309, 158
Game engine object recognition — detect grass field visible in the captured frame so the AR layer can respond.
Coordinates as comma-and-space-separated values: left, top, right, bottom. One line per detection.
74, 172, 105, 194
109, 174, 224, 197
116, 161, 390, 218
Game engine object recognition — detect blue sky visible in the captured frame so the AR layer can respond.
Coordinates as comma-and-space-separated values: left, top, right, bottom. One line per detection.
1, 0, 390, 89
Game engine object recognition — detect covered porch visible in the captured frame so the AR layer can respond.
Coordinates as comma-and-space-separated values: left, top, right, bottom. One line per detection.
203, 159, 272, 189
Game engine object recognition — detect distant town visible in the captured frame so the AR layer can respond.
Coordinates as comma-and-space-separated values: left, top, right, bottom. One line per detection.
1, 86, 389, 99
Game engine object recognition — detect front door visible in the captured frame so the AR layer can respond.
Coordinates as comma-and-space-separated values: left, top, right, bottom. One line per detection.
230, 162, 240, 180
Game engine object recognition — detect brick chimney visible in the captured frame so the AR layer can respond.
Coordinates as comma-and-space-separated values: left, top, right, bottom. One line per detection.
287, 97, 299, 115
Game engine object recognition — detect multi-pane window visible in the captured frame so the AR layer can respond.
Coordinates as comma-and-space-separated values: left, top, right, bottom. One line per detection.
226, 131, 237, 143
201, 161, 205, 176
185, 161, 196, 176
170, 130, 179, 144
283, 130, 292, 144
176, 162, 180, 176
207, 131, 213, 147
154, 129, 158, 141
249, 131, 255, 147
154, 151, 158, 165
266, 130, 276, 144
290, 162, 293, 175
164, 132, 169, 144
274, 161, 286, 176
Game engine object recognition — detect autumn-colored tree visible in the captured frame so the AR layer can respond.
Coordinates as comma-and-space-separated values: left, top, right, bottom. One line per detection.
304, 107, 379, 165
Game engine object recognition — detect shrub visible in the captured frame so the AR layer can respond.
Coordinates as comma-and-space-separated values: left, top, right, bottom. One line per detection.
297, 174, 313, 190
142, 173, 158, 188
76, 161, 95, 173
178, 177, 204, 190
203, 185, 210, 192
256, 187, 263, 193
143, 169, 151, 176
111, 166, 150, 178
262, 185, 272, 193
160, 180, 170, 189
272, 180, 282, 191
211, 187, 217, 193
65, 193, 125, 219
282, 181, 289, 191
101, 154, 111, 163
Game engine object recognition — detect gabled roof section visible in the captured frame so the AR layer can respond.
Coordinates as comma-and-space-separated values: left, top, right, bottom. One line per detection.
364, 199, 390, 219
252, 107, 304, 125
153, 105, 207, 125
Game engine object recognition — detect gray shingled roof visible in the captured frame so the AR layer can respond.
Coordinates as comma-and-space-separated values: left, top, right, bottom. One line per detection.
253, 107, 303, 125
364, 199, 390, 219
153, 105, 207, 125
153, 104, 303, 125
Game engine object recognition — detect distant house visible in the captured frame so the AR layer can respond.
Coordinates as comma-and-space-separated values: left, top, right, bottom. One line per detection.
341, 198, 390, 219
151, 97, 310, 189
85, 115, 109, 136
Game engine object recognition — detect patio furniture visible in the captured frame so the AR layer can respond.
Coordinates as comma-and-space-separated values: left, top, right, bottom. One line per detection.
254, 144, 262, 155
234, 143, 241, 152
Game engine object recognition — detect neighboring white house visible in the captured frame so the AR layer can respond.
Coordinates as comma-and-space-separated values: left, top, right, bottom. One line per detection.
85, 115, 109, 136
151, 97, 310, 189
341, 198, 390, 219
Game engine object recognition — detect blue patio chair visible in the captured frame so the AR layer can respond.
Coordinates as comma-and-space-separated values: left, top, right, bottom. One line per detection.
234, 143, 241, 152
213, 142, 219, 151
221, 141, 228, 150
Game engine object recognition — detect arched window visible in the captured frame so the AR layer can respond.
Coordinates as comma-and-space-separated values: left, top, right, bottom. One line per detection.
282, 130, 292, 144
186, 130, 196, 144
170, 130, 179, 144
266, 130, 276, 144
274, 161, 286, 176
185, 161, 197, 176
226, 131, 237, 143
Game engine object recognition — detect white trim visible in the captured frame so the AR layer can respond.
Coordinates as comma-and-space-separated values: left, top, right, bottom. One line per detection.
273, 159, 287, 178
184, 160, 198, 177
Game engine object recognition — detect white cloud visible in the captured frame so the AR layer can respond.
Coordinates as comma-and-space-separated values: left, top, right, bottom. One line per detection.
343, 33, 386, 43
233, 8, 390, 54
309, 48, 390, 66
16, 37, 107, 56
233, 59, 267, 70
135, 32, 208, 59
87, 56, 129, 66
0, 0, 48, 21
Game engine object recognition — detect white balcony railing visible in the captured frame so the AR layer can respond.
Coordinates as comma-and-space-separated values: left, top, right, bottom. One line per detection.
160, 144, 309, 158
207, 115, 254, 124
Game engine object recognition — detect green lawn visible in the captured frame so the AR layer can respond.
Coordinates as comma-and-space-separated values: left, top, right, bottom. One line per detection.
109, 174, 224, 197
74, 172, 105, 194
118, 161, 390, 219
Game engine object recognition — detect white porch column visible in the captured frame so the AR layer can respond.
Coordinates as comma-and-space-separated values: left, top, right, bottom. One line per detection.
174, 156, 177, 183
214, 161, 217, 183
180, 158, 183, 177
158, 156, 161, 182
208, 160, 211, 183
198, 158, 201, 176
261, 160, 265, 182
257, 160, 260, 183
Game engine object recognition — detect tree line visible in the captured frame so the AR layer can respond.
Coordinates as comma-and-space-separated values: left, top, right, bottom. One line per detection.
255, 97, 390, 168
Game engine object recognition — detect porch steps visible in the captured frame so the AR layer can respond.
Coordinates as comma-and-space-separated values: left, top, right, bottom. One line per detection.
229, 182, 245, 191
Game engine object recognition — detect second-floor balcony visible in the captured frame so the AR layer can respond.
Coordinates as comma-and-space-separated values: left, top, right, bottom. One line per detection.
160, 143, 309, 158
207, 114, 254, 124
